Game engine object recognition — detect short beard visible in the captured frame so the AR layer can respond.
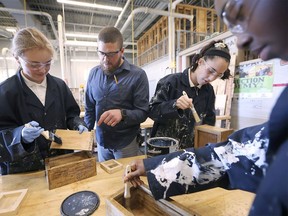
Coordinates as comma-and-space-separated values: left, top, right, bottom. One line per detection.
101, 57, 122, 75
101, 65, 113, 75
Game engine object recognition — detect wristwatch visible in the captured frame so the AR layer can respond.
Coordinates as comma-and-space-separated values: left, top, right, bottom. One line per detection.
121, 109, 127, 121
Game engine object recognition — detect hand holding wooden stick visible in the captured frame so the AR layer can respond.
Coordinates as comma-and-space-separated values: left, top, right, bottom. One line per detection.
182, 91, 201, 123
124, 165, 132, 211
124, 165, 131, 199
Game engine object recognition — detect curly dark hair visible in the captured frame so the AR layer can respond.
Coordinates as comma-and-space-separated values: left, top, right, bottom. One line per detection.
190, 40, 232, 80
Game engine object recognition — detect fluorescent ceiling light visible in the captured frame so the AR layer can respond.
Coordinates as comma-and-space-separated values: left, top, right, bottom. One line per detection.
65, 40, 136, 47
6, 27, 17, 33
64, 41, 137, 54
65, 33, 98, 39
65, 40, 97, 47
70, 59, 100, 63
57, 0, 122, 11
0, 57, 14, 60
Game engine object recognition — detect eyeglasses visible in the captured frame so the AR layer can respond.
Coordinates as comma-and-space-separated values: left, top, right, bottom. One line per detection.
97, 49, 121, 58
203, 59, 224, 79
19, 56, 53, 71
221, 0, 259, 34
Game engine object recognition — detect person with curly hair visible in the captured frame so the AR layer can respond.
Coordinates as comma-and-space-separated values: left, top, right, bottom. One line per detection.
149, 40, 231, 149
125, 0, 288, 215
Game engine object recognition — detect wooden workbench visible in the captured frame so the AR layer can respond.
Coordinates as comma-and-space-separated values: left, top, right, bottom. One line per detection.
0, 155, 255, 216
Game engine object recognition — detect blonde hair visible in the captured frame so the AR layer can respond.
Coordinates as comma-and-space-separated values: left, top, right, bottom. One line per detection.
11, 27, 55, 58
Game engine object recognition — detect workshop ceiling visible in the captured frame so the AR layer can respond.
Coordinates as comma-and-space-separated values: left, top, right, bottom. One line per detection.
0, 0, 215, 53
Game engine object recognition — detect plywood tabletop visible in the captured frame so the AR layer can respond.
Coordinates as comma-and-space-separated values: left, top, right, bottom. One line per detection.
0, 155, 255, 216
171, 187, 255, 216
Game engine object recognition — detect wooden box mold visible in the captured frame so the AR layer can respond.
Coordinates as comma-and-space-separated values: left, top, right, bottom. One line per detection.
100, 159, 123, 174
194, 125, 234, 148
45, 130, 96, 190
0, 189, 28, 216
106, 185, 193, 216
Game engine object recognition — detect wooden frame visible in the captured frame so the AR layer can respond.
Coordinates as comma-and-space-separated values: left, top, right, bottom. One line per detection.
0, 189, 28, 216
100, 159, 123, 174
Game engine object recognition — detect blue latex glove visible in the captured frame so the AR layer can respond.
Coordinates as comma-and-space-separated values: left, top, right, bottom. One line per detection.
78, 125, 88, 134
22, 121, 44, 143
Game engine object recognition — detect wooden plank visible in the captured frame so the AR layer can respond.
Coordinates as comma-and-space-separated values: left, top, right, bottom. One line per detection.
0, 189, 28, 216
216, 115, 231, 121
196, 9, 207, 33
50, 129, 94, 151
171, 188, 255, 216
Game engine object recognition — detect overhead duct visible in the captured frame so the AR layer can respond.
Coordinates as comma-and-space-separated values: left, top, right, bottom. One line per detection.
0, 7, 58, 40
57, 15, 65, 81
114, 0, 131, 28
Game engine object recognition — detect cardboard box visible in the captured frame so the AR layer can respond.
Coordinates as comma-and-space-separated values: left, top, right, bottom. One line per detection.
194, 125, 234, 148
45, 130, 96, 190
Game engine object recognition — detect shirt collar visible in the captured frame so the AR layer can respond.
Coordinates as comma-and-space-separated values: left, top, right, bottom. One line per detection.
188, 68, 202, 89
21, 70, 47, 88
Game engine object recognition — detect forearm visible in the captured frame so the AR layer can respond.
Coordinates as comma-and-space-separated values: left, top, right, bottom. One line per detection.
144, 147, 226, 200
122, 109, 148, 126
149, 100, 182, 123
0, 126, 36, 162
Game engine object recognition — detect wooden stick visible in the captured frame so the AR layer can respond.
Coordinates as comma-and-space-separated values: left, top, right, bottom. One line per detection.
124, 165, 131, 198
124, 165, 132, 211
182, 91, 201, 123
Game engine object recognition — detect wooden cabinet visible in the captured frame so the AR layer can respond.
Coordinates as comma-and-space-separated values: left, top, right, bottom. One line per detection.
194, 125, 234, 148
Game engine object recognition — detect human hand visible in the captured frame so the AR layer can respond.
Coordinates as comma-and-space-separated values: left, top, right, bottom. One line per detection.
175, 95, 193, 110
123, 159, 146, 187
78, 125, 88, 134
97, 109, 122, 127
22, 121, 44, 143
